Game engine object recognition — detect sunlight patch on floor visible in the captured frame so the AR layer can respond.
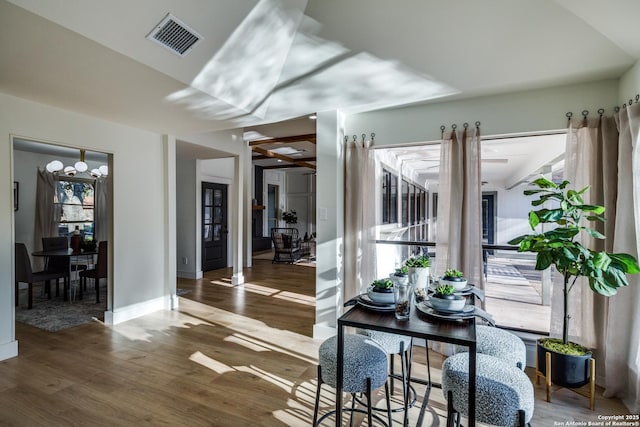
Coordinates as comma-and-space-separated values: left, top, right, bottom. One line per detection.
272, 290, 315, 306
189, 350, 235, 374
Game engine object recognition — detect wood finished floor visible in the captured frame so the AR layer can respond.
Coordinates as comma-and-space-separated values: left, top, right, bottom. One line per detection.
0, 258, 632, 426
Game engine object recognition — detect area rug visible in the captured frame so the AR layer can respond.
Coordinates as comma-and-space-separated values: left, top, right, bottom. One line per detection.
15, 287, 106, 332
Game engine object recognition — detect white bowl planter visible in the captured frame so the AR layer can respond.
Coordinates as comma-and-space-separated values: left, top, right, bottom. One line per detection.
367, 286, 395, 304
440, 276, 467, 291
430, 295, 466, 312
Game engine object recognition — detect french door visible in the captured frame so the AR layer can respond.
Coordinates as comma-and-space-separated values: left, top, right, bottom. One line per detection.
202, 182, 228, 271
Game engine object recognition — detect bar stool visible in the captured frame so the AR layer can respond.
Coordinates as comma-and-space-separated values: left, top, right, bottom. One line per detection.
442, 352, 534, 426
456, 325, 527, 369
356, 329, 417, 413
313, 334, 393, 427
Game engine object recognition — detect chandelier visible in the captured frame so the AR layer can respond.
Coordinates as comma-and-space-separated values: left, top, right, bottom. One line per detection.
45, 149, 109, 178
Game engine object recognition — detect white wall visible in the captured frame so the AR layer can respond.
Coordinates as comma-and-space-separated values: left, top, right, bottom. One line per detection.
620, 59, 640, 104
175, 129, 247, 279
313, 110, 345, 339
347, 79, 620, 143
482, 183, 536, 245
0, 93, 173, 360
176, 157, 198, 278
285, 170, 316, 238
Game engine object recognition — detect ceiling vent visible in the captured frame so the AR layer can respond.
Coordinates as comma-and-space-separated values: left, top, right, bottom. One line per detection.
146, 13, 202, 56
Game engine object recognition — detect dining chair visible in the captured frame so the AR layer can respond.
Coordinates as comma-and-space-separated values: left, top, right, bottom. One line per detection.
79, 241, 107, 303
42, 236, 70, 298
15, 243, 68, 309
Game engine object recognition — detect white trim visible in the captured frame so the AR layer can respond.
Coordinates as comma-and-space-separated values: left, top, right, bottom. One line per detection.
103, 296, 169, 325
232, 272, 244, 285
201, 174, 232, 185
177, 270, 203, 279
170, 294, 180, 310
313, 324, 336, 341
0, 340, 18, 361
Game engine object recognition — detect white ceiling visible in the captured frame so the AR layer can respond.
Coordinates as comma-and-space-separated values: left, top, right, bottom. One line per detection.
1, 0, 638, 139
5, 0, 635, 177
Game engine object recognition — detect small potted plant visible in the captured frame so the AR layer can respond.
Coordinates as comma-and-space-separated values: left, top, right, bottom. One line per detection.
404, 254, 431, 290
282, 209, 297, 225
430, 283, 465, 312
441, 268, 467, 291
367, 278, 395, 304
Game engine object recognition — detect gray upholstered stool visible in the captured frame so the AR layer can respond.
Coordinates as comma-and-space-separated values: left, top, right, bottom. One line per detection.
356, 329, 415, 409
456, 325, 527, 370
313, 334, 392, 426
442, 352, 534, 426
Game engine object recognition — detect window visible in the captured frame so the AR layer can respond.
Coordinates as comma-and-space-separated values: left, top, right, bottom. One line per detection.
401, 179, 409, 226
381, 169, 398, 224
55, 178, 95, 239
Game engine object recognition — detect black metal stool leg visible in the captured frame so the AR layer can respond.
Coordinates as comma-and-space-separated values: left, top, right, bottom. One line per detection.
384, 381, 392, 427
366, 378, 372, 427
312, 365, 322, 427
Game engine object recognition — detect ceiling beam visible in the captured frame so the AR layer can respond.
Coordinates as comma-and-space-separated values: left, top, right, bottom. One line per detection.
248, 133, 316, 146
251, 146, 316, 170
261, 164, 308, 170
252, 154, 316, 162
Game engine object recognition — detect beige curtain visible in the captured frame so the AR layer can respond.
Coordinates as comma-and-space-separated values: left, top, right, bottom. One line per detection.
435, 125, 485, 293
561, 105, 640, 412
94, 178, 108, 243
343, 136, 377, 303
603, 103, 640, 413
556, 116, 618, 365
33, 169, 58, 269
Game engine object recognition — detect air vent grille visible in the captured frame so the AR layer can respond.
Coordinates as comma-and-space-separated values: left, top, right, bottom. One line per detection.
147, 14, 202, 56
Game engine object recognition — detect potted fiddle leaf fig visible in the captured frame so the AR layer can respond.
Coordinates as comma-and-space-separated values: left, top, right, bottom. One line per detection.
508, 176, 639, 388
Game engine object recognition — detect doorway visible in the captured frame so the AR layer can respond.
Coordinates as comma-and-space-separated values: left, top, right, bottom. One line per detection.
202, 182, 228, 271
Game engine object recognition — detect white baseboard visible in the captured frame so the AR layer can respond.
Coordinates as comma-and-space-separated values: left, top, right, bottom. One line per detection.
104, 296, 170, 325
0, 339, 18, 361
313, 324, 336, 341
177, 270, 203, 279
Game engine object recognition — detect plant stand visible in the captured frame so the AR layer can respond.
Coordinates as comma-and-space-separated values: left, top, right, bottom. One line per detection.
535, 345, 596, 410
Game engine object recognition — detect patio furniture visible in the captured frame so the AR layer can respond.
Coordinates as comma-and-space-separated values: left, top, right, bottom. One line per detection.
270, 228, 301, 263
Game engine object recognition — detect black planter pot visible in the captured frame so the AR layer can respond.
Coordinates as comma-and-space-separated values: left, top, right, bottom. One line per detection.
537, 339, 592, 388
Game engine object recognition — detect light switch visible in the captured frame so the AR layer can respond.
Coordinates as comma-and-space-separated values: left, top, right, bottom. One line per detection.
319, 207, 328, 221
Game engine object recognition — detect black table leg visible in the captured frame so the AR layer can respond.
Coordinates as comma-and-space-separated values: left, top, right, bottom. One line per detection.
336, 323, 344, 427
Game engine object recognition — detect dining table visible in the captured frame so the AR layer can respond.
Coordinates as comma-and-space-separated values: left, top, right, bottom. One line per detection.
336, 299, 477, 427
32, 248, 98, 301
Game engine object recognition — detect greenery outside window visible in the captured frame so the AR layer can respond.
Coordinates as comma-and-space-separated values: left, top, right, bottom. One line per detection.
55, 177, 95, 239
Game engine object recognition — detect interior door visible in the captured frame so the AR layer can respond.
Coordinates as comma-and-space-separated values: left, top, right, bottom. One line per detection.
202, 182, 228, 271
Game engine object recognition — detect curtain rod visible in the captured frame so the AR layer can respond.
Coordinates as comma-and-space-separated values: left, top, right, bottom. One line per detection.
566, 94, 639, 119
344, 133, 375, 144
